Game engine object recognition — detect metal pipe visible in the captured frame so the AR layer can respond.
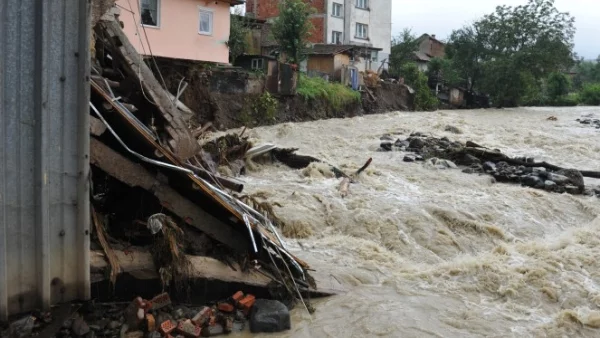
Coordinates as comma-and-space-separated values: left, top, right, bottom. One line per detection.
243, 214, 259, 253
90, 102, 194, 175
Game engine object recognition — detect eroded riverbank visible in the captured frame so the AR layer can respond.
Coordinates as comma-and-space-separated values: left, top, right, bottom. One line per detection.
232, 107, 600, 337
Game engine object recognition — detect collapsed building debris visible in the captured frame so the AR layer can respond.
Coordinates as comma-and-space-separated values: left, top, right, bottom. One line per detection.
22, 10, 354, 338
380, 133, 600, 196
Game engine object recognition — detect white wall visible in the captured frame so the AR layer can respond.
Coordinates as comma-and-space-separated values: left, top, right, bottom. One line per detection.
327, 0, 345, 43
325, 0, 391, 71
368, 0, 391, 70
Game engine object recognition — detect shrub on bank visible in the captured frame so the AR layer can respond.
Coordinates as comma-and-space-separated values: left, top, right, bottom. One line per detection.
549, 93, 579, 107
297, 74, 361, 110
579, 84, 600, 106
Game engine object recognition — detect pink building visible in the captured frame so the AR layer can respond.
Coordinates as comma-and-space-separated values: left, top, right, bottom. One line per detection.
116, 0, 243, 64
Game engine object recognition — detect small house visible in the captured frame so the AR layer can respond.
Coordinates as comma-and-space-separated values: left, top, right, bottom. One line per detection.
234, 54, 277, 74
413, 34, 446, 72
306, 44, 355, 81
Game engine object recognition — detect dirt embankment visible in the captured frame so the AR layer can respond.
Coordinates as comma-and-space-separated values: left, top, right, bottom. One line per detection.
152, 60, 412, 130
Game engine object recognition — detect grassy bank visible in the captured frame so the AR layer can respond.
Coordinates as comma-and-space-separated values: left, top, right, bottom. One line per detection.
297, 74, 361, 110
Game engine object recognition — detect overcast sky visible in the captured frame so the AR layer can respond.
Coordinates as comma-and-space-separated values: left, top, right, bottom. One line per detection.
391, 0, 598, 60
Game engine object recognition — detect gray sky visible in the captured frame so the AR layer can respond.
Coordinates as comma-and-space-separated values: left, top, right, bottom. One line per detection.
391, 0, 598, 60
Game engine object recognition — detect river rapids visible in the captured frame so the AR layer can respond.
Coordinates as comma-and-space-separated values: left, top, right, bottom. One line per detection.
232, 107, 600, 337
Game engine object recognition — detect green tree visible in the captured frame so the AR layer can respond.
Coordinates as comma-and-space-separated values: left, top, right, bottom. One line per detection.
427, 57, 462, 87
271, 0, 314, 64
401, 63, 438, 111
227, 13, 250, 64
447, 0, 575, 106
389, 29, 420, 77
573, 57, 600, 89
546, 72, 570, 99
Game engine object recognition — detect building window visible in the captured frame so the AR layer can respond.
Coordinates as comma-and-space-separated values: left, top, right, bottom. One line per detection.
356, 0, 368, 9
332, 31, 343, 44
141, 0, 160, 27
371, 50, 378, 61
356, 23, 368, 39
332, 3, 343, 17
251, 58, 264, 70
199, 9, 213, 35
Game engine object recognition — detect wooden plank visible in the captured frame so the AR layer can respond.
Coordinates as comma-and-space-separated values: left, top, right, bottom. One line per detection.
91, 82, 310, 269
90, 115, 107, 136
90, 137, 249, 251
91, 250, 271, 287
98, 20, 198, 160
90, 250, 345, 297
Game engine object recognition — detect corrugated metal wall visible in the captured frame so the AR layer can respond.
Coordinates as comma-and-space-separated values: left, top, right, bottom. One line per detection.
0, 0, 91, 321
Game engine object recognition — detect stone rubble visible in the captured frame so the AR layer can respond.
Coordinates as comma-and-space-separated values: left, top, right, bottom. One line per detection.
2, 291, 291, 337
378, 132, 599, 197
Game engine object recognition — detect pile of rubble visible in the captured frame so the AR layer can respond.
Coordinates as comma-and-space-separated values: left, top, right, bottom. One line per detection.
4, 291, 292, 337
576, 117, 600, 129
379, 132, 600, 197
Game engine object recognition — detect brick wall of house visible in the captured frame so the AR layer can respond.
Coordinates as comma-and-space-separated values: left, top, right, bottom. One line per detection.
308, 17, 325, 43
246, 0, 326, 19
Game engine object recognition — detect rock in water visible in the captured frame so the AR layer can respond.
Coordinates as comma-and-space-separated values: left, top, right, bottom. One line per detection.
444, 125, 462, 134
379, 142, 393, 151
557, 169, 585, 192
403, 155, 415, 162
408, 138, 425, 149
425, 158, 457, 169
545, 180, 558, 191
521, 175, 543, 188
482, 161, 496, 172
250, 300, 291, 333
461, 154, 481, 166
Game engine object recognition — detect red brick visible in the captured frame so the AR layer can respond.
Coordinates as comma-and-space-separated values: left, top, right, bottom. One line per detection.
231, 291, 244, 304
191, 307, 213, 326
247, 0, 326, 20
217, 302, 235, 313
176, 320, 201, 338
238, 294, 256, 315
145, 314, 156, 332
159, 320, 177, 335
150, 292, 172, 310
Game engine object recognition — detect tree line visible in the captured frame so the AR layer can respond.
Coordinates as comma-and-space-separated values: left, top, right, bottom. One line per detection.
390, 0, 600, 107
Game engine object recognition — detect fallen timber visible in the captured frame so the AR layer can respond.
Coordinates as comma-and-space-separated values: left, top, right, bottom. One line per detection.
85, 13, 331, 315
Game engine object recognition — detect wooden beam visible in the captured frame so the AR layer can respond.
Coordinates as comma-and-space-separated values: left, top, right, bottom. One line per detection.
98, 20, 198, 160
91, 250, 346, 297
90, 250, 270, 287
90, 137, 249, 252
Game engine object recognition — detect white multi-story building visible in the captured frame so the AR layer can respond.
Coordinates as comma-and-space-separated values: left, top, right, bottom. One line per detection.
325, 0, 392, 71
247, 0, 392, 72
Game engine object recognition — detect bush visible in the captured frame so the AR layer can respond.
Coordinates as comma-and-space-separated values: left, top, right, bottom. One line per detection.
550, 93, 579, 107
546, 72, 571, 100
297, 74, 361, 110
240, 92, 279, 126
580, 84, 600, 105
400, 63, 438, 111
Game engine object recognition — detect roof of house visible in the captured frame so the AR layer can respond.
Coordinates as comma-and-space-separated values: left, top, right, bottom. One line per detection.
413, 51, 431, 62
221, 0, 245, 6
308, 44, 383, 56
417, 33, 445, 46
308, 44, 355, 55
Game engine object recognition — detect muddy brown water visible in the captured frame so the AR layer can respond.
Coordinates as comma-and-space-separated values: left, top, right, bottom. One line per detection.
222, 107, 600, 337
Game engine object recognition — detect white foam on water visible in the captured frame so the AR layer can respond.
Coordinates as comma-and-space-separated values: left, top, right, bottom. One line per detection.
231, 107, 600, 337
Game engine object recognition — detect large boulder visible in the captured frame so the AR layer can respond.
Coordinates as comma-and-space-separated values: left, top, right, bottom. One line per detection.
557, 169, 585, 193
250, 300, 291, 333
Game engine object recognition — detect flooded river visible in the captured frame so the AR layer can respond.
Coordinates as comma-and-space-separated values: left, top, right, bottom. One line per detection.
236, 107, 600, 337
